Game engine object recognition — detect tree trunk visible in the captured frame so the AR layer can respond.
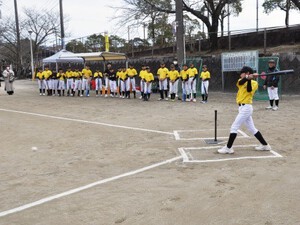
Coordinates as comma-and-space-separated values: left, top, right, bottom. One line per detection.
209, 15, 219, 50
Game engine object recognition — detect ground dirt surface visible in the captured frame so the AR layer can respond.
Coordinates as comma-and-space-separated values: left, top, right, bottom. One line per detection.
0, 80, 299, 225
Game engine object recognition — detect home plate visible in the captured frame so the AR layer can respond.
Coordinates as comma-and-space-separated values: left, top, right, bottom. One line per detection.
178, 145, 283, 163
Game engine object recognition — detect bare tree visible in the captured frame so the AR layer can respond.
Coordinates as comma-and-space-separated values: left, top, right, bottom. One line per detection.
262, 0, 298, 27
118, 0, 243, 50
291, 0, 300, 9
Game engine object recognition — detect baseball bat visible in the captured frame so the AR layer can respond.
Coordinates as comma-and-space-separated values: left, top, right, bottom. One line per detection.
257, 69, 294, 76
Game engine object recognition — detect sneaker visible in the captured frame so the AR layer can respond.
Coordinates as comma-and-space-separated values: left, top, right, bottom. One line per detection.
255, 144, 271, 151
272, 106, 278, 111
39, 93, 42, 96
42, 93, 46, 96
139, 96, 143, 99
165, 98, 169, 101
105, 94, 108, 98
217, 146, 234, 154
265, 106, 273, 110
157, 98, 162, 101
192, 99, 196, 102
80, 94, 83, 97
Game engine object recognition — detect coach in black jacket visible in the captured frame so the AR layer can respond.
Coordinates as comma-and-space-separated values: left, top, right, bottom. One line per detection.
263, 59, 280, 111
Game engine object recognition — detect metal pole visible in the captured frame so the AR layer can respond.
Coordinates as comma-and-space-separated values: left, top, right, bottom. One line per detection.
14, 0, 21, 69
214, 110, 217, 142
256, 0, 259, 32
228, 31, 231, 51
264, 28, 267, 55
28, 31, 34, 80
59, 0, 65, 49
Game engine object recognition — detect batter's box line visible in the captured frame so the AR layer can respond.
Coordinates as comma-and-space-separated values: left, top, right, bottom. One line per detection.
178, 145, 283, 163
173, 129, 249, 141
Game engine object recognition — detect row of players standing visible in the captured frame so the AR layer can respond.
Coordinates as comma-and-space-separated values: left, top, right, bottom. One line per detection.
35, 62, 211, 102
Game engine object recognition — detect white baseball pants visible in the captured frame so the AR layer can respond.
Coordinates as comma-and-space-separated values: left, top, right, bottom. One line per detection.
267, 87, 279, 100
230, 104, 258, 135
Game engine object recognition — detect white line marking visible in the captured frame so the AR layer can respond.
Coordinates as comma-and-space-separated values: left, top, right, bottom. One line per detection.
179, 145, 283, 163
0, 156, 182, 218
173, 129, 250, 141
178, 148, 189, 162
173, 131, 180, 140
237, 129, 250, 138
0, 108, 173, 135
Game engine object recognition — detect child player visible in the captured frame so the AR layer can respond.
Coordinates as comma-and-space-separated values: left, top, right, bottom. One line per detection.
168, 64, 180, 101
200, 65, 210, 103
143, 66, 154, 101
94, 69, 103, 97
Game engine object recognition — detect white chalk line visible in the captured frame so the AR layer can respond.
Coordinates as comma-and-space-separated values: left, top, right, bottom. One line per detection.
174, 129, 250, 141
178, 145, 283, 163
0, 156, 182, 218
0, 108, 173, 135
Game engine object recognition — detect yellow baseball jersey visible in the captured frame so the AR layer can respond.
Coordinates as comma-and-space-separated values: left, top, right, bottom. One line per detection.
126, 68, 137, 78
94, 72, 103, 78
139, 70, 147, 79
200, 71, 210, 80
57, 72, 66, 81
36, 72, 43, 80
73, 71, 82, 80
168, 70, 179, 81
180, 70, 189, 80
82, 68, 92, 79
236, 79, 258, 104
144, 72, 154, 82
188, 67, 198, 77
42, 70, 52, 79
118, 71, 127, 80
157, 67, 169, 79
65, 71, 73, 79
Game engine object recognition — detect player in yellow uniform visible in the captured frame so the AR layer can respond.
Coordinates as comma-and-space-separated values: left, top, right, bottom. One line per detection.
81, 65, 92, 97
42, 66, 52, 96
73, 68, 82, 96
51, 70, 58, 96
218, 66, 271, 154
93, 69, 103, 97
139, 64, 147, 99
117, 67, 128, 99
200, 65, 211, 103
180, 64, 189, 101
36, 68, 45, 96
157, 62, 169, 100
57, 68, 66, 96
187, 63, 198, 102
126, 64, 138, 98
167, 64, 180, 101
65, 68, 74, 96
143, 66, 154, 101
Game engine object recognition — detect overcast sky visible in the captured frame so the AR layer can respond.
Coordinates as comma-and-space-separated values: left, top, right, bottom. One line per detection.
1, 0, 299, 43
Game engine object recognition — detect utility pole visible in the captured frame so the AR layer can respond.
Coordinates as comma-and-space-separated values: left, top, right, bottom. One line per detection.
175, 0, 184, 65
59, 0, 65, 49
14, 0, 21, 70
256, 0, 259, 32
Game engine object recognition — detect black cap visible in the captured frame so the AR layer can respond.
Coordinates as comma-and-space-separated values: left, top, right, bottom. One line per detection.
240, 66, 253, 74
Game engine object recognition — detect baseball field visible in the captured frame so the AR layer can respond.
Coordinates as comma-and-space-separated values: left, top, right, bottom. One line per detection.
0, 80, 299, 225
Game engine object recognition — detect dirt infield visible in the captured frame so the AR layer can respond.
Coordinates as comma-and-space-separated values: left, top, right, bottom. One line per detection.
0, 80, 299, 225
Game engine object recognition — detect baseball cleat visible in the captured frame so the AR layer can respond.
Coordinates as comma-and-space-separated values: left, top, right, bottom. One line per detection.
265, 106, 273, 110
254, 144, 271, 151
272, 106, 278, 111
218, 146, 234, 154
